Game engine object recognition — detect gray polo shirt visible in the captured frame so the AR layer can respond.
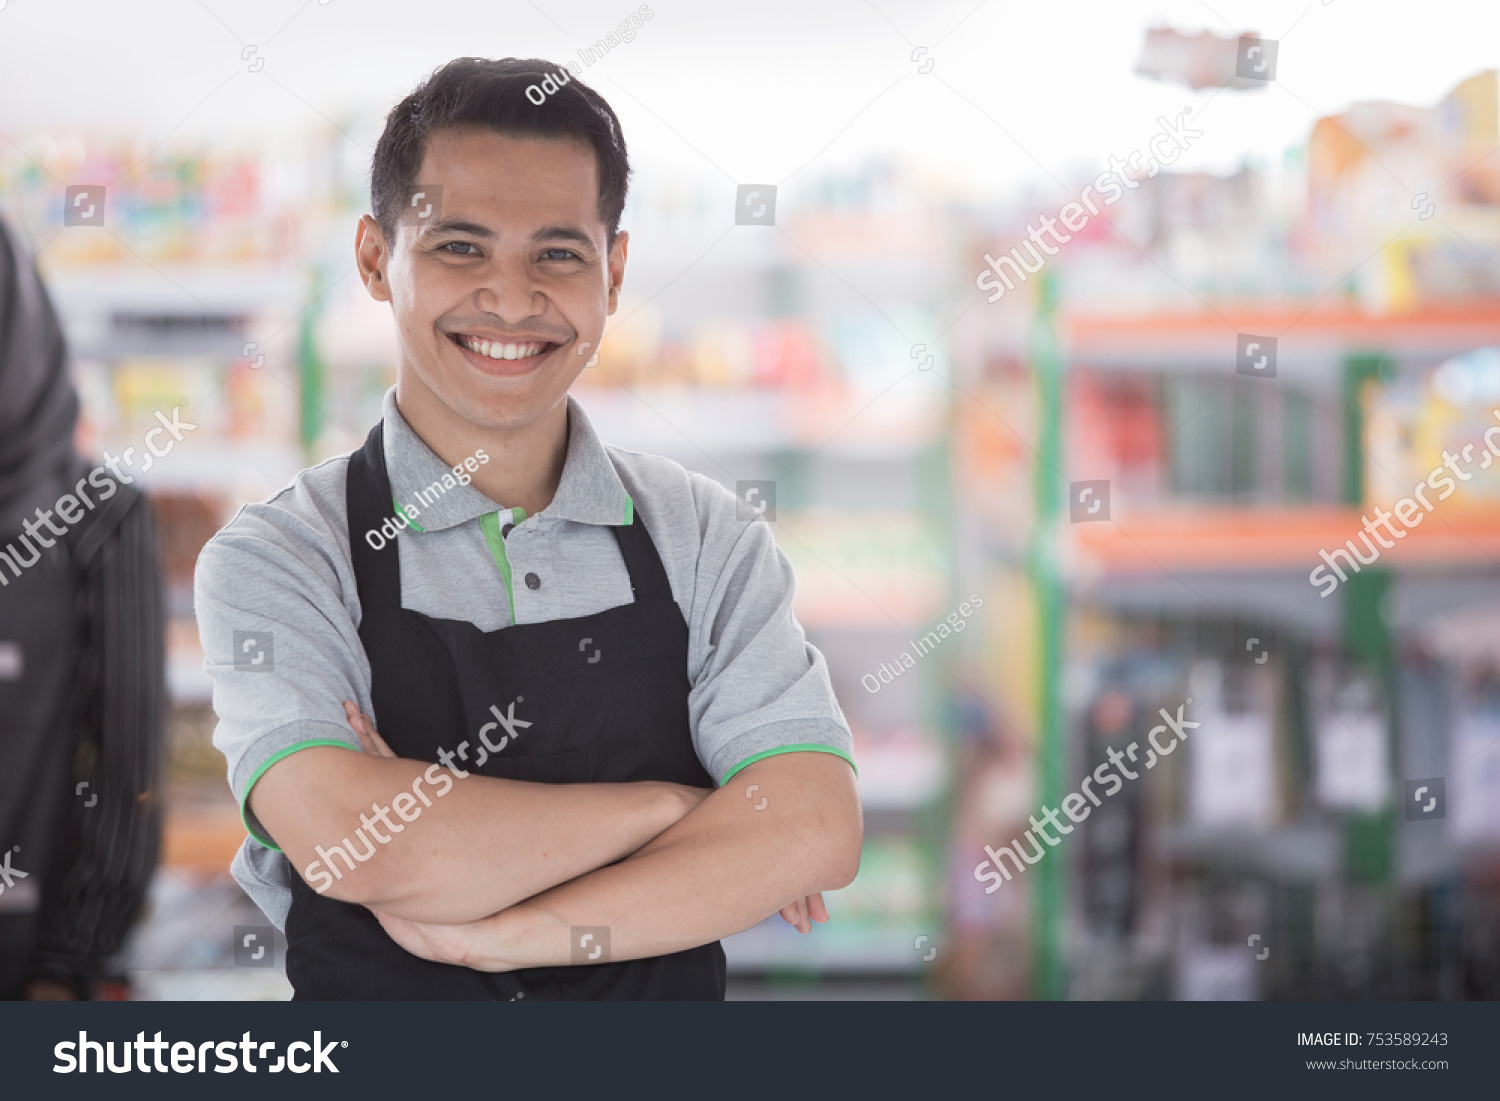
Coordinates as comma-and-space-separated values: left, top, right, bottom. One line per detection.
196, 387, 854, 928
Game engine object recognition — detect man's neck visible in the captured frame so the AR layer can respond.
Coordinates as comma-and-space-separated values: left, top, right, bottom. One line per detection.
393, 380, 570, 518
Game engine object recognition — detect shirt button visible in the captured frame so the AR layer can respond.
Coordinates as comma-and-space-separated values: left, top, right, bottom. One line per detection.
525, 572, 541, 590
501, 522, 515, 538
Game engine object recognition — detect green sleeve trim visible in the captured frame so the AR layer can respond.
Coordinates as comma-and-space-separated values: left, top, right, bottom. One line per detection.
623, 494, 634, 525
393, 498, 425, 532
719, 744, 858, 785
480, 510, 517, 624
239, 738, 363, 850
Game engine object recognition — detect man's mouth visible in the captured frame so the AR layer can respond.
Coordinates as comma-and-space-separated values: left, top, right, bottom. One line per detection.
447, 332, 562, 363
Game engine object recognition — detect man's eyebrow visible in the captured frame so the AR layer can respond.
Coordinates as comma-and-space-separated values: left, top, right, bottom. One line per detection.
531, 225, 597, 249
418, 217, 496, 239
414, 219, 597, 250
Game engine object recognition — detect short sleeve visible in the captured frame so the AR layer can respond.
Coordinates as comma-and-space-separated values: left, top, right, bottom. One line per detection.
194, 470, 368, 849
682, 478, 856, 784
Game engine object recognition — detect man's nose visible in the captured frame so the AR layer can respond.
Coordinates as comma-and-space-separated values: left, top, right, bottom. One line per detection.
474, 253, 548, 324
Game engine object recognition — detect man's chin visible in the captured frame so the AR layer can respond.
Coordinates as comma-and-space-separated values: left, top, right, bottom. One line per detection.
453, 387, 568, 435
401, 357, 571, 436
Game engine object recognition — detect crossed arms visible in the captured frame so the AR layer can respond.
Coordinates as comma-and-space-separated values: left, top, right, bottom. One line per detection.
248, 706, 862, 969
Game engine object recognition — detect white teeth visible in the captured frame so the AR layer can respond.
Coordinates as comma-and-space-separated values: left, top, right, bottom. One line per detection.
457, 336, 548, 361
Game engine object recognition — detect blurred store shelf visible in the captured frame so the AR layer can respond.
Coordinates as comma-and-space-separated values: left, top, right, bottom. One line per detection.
723, 920, 925, 972
1070, 504, 1500, 573
123, 869, 292, 1002
1068, 305, 1500, 372
573, 384, 946, 458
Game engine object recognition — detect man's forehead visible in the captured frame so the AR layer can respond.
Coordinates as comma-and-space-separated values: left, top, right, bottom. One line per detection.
411, 129, 603, 235
419, 128, 598, 186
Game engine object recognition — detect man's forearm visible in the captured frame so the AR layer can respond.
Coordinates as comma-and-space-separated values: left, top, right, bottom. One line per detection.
250, 747, 702, 923
450, 752, 862, 970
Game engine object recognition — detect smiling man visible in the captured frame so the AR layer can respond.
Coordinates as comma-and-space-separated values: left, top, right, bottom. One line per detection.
195, 57, 862, 1000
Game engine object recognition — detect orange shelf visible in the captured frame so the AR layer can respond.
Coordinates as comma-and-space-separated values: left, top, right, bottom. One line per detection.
1066, 303, 1500, 358
1071, 504, 1500, 573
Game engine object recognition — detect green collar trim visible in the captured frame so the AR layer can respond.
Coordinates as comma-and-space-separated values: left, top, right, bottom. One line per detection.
393, 498, 425, 533
480, 509, 518, 624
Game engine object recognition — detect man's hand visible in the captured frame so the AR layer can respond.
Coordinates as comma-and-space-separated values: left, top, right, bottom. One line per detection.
373, 886, 834, 971
373, 909, 494, 970
345, 702, 396, 758
778, 892, 830, 934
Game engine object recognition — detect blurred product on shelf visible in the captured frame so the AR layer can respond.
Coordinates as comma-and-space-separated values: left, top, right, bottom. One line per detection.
1133, 24, 1271, 91
1307, 71, 1500, 312
777, 508, 947, 629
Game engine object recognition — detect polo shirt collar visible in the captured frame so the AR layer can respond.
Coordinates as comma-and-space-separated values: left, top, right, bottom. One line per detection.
380, 387, 632, 533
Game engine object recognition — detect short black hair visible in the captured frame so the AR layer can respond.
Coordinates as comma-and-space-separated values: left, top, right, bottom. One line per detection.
370, 57, 630, 252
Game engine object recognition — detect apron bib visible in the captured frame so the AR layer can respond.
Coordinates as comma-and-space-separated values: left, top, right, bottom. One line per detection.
283, 422, 726, 999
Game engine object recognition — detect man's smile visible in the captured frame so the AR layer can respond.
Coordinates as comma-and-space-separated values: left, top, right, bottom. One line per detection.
445, 330, 566, 376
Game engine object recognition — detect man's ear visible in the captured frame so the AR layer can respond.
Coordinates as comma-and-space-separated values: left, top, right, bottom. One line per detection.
357, 214, 393, 303
606, 229, 629, 315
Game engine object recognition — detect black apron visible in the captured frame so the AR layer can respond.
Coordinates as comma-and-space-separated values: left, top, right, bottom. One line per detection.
283, 422, 726, 1000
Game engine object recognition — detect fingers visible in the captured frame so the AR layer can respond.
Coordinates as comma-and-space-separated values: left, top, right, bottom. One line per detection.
776, 894, 829, 934
807, 892, 830, 924
344, 701, 374, 752
779, 897, 812, 934
344, 701, 396, 757
366, 720, 396, 757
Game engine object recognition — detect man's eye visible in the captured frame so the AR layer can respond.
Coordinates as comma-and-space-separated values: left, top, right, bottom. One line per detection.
541, 248, 580, 261
441, 241, 480, 256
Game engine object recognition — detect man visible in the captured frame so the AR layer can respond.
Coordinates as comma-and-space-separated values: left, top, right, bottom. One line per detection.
196, 56, 862, 1000
0, 212, 166, 1001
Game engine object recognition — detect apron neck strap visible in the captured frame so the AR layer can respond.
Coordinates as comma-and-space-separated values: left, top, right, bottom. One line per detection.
611, 514, 672, 602
347, 420, 404, 625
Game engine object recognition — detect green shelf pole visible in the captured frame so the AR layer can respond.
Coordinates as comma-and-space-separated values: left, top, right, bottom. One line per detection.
1030, 269, 1066, 1000
298, 267, 328, 463
1341, 352, 1398, 886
